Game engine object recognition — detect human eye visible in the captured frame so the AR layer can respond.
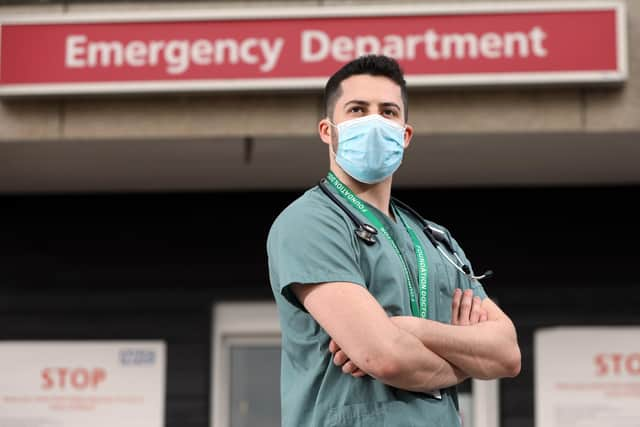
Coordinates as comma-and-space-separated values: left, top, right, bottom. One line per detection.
382, 108, 398, 118
348, 105, 365, 114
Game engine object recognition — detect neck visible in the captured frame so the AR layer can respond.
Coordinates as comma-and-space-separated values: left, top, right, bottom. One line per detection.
329, 165, 393, 218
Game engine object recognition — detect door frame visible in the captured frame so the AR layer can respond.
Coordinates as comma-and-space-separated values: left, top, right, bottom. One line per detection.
211, 302, 281, 427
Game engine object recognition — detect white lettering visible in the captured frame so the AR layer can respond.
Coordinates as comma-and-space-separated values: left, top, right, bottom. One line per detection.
332, 36, 354, 61
405, 34, 423, 60
125, 40, 148, 67
191, 39, 213, 65
260, 38, 284, 72
529, 26, 548, 57
63, 34, 285, 74
297, 27, 546, 63
148, 40, 165, 66
65, 35, 87, 68
381, 34, 404, 59
164, 40, 189, 74
302, 30, 330, 63
504, 32, 529, 57
355, 35, 380, 57
479, 33, 503, 59
215, 39, 239, 65
441, 33, 478, 59
424, 30, 440, 60
87, 41, 124, 67
239, 38, 259, 64
61, 26, 548, 76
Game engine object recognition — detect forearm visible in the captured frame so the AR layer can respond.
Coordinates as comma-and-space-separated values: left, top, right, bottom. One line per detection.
392, 316, 520, 380
370, 327, 468, 392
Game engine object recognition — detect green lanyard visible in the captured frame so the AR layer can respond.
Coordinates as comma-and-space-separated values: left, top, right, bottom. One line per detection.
326, 171, 429, 318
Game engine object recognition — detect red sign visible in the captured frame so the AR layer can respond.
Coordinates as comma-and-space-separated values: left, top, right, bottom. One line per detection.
0, 3, 627, 96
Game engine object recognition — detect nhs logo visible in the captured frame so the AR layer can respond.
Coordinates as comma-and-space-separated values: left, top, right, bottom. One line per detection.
119, 348, 156, 365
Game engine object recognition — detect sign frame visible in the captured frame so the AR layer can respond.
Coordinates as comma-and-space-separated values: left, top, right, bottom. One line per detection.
534, 326, 640, 427
0, 340, 166, 427
0, 1, 628, 97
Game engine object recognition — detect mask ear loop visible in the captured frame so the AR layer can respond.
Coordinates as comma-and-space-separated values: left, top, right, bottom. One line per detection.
325, 119, 339, 157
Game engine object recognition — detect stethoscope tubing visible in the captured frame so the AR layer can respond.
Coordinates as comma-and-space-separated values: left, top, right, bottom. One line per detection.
318, 179, 492, 282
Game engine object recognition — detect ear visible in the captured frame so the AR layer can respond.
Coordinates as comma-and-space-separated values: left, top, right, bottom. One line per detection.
403, 123, 414, 149
318, 118, 333, 146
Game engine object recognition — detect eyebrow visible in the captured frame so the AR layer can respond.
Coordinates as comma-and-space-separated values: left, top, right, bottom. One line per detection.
344, 100, 402, 111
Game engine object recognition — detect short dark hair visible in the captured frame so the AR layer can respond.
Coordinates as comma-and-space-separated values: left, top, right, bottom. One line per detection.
323, 55, 408, 121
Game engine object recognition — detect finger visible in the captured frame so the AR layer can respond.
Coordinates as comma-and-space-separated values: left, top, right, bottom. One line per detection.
333, 350, 349, 366
451, 288, 462, 325
479, 311, 488, 323
351, 369, 367, 377
469, 296, 482, 324
342, 361, 358, 374
459, 290, 473, 325
329, 339, 339, 354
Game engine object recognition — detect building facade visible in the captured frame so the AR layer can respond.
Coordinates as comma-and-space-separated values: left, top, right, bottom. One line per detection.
1, 1, 639, 426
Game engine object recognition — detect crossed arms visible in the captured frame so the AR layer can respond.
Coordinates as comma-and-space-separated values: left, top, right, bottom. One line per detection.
291, 282, 521, 393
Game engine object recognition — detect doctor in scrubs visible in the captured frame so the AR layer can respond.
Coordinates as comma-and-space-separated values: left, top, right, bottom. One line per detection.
267, 55, 521, 427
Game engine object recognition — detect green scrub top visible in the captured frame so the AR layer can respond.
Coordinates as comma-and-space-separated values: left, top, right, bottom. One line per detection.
267, 182, 487, 427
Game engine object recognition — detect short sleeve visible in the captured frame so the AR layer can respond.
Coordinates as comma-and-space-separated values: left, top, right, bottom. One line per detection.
267, 198, 367, 309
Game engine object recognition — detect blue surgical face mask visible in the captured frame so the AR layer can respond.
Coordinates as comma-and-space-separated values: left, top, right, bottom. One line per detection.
331, 114, 406, 184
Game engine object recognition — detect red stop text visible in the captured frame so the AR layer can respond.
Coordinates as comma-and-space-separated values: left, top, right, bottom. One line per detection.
41, 367, 107, 390
595, 353, 640, 376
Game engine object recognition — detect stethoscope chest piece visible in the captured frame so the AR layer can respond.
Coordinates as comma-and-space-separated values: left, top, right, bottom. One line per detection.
355, 223, 377, 245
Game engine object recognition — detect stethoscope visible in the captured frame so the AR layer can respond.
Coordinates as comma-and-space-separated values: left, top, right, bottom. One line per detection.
318, 178, 493, 282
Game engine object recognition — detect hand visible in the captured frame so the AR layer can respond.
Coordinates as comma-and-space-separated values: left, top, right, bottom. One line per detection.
329, 339, 367, 377
451, 289, 488, 326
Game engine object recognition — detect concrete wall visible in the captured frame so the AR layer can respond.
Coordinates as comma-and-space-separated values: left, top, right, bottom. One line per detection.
1, 0, 639, 142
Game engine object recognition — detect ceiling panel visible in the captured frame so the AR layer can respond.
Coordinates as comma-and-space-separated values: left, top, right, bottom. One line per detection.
0, 132, 638, 193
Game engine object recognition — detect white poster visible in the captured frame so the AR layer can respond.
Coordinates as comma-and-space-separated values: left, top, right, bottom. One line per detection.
0, 341, 166, 427
535, 327, 640, 427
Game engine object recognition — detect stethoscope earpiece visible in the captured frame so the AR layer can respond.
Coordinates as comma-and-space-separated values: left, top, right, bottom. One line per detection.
474, 270, 493, 280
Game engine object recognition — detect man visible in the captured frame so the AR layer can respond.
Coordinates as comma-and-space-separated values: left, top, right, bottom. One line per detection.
267, 55, 520, 427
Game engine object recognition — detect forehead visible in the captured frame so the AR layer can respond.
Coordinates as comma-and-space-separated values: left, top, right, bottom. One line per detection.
336, 74, 403, 107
